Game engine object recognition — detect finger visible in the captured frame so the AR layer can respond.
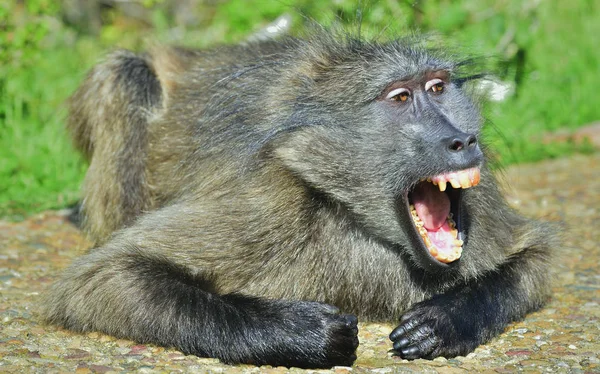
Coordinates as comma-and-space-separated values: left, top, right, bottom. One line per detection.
389, 317, 419, 341
392, 323, 436, 354
400, 345, 421, 360
399, 334, 440, 360
392, 336, 411, 351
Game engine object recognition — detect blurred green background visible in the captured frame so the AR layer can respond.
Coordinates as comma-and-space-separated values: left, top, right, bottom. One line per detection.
1, 0, 598, 219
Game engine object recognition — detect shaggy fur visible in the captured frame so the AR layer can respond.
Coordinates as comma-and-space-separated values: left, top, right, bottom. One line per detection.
42, 31, 556, 368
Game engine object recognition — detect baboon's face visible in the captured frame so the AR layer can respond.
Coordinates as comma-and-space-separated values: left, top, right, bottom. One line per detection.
272, 47, 484, 271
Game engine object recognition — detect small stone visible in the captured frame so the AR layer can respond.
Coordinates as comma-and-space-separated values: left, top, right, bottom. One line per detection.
361, 349, 375, 358
333, 366, 353, 373
89, 365, 115, 373
115, 339, 131, 346
128, 345, 147, 355
99, 335, 114, 343
64, 349, 91, 360
68, 337, 82, 349
506, 350, 532, 356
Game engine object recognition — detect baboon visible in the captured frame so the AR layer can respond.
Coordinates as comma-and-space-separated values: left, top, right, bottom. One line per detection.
42, 30, 556, 369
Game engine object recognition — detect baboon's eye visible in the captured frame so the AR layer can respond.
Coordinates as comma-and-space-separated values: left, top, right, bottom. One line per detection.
386, 88, 411, 102
425, 78, 445, 94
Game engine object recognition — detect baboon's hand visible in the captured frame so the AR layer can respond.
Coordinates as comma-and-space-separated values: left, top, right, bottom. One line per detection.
321, 312, 359, 367
251, 300, 359, 368
389, 299, 477, 360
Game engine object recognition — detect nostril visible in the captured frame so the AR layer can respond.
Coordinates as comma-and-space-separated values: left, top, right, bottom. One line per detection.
448, 134, 478, 152
466, 135, 478, 148
449, 139, 465, 152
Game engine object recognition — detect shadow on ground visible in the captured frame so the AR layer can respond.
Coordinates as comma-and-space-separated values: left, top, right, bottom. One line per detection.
1, 154, 599, 373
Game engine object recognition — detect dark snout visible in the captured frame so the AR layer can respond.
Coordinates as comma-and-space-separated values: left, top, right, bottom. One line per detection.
439, 130, 483, 169
445, 133, 478, 153
418, 104, 483, 169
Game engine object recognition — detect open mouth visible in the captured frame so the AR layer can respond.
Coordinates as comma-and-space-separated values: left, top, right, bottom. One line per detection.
407, 167, 481, 264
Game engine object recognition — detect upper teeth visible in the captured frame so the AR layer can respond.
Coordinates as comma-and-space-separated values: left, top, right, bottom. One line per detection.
425, 167, 481, 191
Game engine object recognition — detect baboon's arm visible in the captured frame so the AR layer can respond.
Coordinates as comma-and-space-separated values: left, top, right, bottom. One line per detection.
42, 204, 358, 368
390, 237, 552, 359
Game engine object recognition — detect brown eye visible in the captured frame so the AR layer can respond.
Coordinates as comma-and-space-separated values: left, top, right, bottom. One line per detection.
425, 78, 445, 94
386, 88, 411, 102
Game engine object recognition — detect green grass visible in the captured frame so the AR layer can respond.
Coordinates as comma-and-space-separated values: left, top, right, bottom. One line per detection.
1, 0, 598, 218
0, 40, 99, 219
479, 0, 599, 164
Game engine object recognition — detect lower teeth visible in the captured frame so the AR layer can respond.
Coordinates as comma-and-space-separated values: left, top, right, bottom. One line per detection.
409, 204, 462, 262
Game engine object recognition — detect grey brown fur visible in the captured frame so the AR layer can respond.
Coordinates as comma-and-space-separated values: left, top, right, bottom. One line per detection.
42, 31, 556, 368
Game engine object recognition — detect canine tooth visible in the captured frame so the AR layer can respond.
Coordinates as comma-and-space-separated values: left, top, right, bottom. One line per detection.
459, 173, 472, 188
451, 229, 458, 238
468, 168, 480, 186
438, 180, 447, 192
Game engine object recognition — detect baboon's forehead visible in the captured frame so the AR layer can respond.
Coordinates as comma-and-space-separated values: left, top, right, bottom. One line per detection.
373, 42, 455, 76
336, 44, 456, 98
322, 42, 455, 81
287, 36, 464, 102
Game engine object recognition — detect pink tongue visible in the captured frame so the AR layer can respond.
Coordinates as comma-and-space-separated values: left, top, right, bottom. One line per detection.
427, 220, 456, 256
412, 182, 451, 231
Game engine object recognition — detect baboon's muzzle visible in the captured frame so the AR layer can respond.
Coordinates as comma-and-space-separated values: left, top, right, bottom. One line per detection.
402, 128, 482, 269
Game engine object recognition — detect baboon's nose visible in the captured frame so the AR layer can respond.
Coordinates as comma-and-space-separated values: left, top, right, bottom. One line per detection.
447, 134, 478, 152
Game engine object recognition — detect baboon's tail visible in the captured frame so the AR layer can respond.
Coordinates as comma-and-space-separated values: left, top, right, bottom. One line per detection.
68, 51, 163, 244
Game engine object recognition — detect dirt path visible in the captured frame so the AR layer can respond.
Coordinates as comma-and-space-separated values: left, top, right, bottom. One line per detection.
1, 154, 599, 373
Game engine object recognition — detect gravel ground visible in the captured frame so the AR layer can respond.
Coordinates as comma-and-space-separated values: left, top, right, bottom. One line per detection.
1, 153, 599, 373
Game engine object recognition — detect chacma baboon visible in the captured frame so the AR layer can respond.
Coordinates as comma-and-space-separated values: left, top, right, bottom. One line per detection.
42, 30, 556, 369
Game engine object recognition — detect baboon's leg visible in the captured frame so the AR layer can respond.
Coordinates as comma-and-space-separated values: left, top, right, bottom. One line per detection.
41, 203, 359, 368
68, 51, 163, 243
